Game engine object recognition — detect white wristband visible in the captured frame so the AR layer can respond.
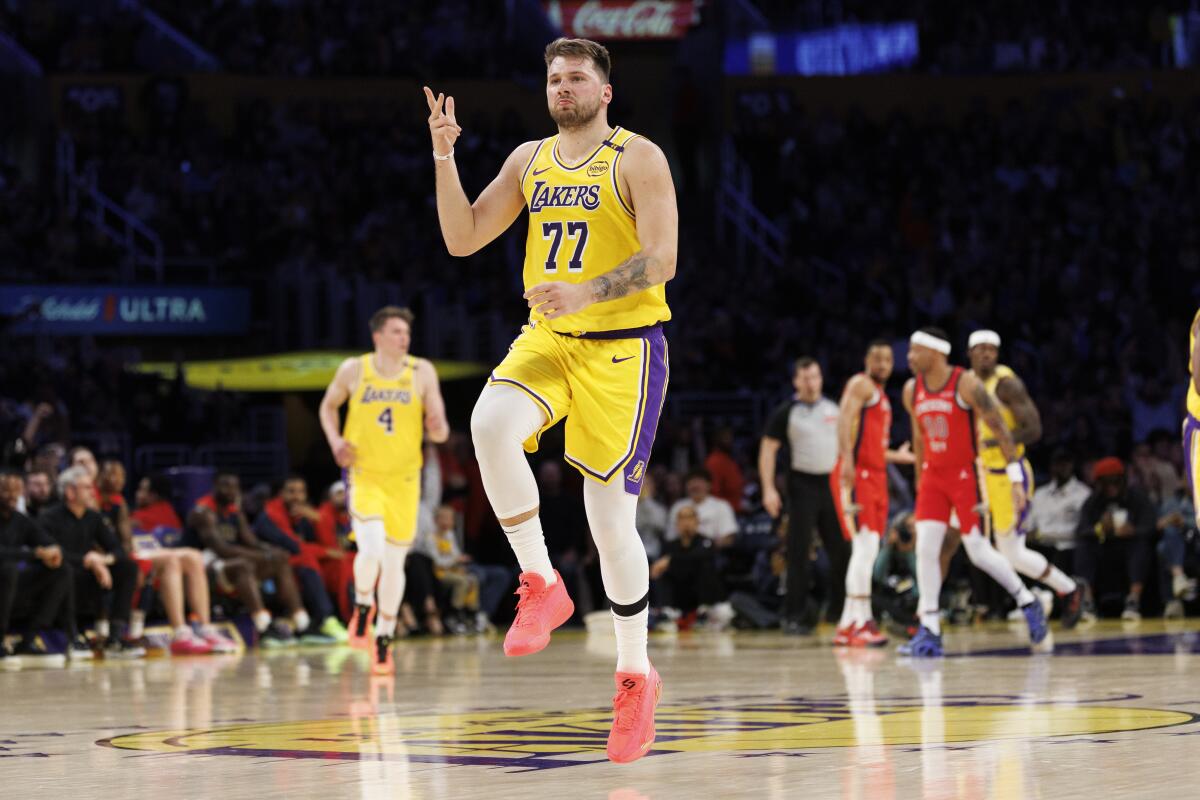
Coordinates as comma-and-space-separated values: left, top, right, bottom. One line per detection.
1006, 462, 1025, 484
433, 147, 454, 161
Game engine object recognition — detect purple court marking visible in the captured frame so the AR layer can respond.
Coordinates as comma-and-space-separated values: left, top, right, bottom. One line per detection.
950, 631, 1200, 657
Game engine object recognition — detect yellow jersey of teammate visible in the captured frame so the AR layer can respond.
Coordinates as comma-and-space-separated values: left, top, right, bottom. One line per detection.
343, 354, 424, 474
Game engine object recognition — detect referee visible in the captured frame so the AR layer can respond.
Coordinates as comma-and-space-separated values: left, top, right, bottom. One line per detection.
759, 357, 849, 635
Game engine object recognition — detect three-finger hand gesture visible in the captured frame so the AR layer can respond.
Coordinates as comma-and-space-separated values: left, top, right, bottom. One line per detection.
423, 86, 462, 157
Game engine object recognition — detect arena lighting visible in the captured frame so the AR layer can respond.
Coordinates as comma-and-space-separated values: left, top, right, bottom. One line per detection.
132, 352, 489, 391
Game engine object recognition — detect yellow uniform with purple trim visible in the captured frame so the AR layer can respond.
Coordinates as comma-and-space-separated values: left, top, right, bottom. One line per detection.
343, 354, 423, 544
1182, 309, 1200, 504
489, 126, 670, 494
976, 364, 1034, 535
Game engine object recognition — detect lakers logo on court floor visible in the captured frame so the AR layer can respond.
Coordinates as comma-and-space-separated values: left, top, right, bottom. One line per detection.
99, 693, 1195, 771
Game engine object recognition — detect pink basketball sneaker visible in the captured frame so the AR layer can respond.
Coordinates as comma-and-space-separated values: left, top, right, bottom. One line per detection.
607, 665, 662, 763
503, 570, 574, 657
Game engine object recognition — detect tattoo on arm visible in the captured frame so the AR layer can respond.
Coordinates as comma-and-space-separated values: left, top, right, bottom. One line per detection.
591, 254, 652, 302
972, 382, 1017, 460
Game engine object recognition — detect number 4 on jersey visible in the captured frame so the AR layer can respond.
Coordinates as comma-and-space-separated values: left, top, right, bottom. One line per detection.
377, 407, 394, 434
542, 221, 589, 273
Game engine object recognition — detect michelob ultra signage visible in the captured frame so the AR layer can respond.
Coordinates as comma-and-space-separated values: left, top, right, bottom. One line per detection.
0, 285, 250, 335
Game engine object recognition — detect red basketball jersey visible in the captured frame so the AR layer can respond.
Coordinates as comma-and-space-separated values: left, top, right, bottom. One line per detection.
914, 367, 977, 471
854, 379, 891, 471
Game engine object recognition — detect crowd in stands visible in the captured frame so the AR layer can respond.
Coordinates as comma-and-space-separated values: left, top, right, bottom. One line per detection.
2, 406, 1197, 665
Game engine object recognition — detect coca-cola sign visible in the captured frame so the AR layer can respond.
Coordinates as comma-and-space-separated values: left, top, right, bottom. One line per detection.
544, 1, 697, 41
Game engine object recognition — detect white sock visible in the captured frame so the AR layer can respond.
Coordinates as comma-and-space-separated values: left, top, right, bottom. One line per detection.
293, 610, 311, 634
961, 529, 1033, 605
613, 608, 650, 674
174, 625, 192, 640
253, 610, 272, 633
95, 619, 110, 639
376, 615, 397, 638
503, 517, 555, 584
915, 520, 946, 636
996, 532, 1077, 594
377, 542, 410, 619
129, 609, 146, 640
842, 531, 879, 626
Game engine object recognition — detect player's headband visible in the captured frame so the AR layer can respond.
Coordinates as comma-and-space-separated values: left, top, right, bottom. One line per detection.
909, 331, 951, 355
968, 330, 1001, 349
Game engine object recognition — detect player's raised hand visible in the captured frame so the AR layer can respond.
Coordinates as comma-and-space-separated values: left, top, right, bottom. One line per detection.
423, 86, 462, 157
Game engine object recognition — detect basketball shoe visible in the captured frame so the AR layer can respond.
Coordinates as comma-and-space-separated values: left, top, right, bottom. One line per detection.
832, 625, 856, 646
348, 604, 374, 650
897, 625, 943, 657
503, 571, 573, 657
371, 634, 394, 676
852, 620, 888, 648
607, 665, 662, 763
1021, 600, 1049, 644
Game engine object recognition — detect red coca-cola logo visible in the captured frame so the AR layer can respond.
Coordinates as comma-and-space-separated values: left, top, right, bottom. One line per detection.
546, 0, 695, 41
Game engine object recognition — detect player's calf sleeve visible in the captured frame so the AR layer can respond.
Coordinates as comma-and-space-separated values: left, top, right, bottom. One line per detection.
353, 518, 385, 605
997, 532, 1076, 594
961, 529, 1033, 604
375, 542, 409, 634
915, 521, 947, 634
584, 478, 651, 674
470, 385, 544, 520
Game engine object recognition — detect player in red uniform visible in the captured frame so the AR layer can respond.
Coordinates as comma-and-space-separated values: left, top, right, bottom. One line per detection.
831, 340, 915, 647
899, 328, 1048, 657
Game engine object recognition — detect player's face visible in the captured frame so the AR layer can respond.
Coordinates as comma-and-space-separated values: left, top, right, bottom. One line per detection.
373, 318, 411, 358
969, 344, 999, 374
793, 364, 823, 401
546, 56, 610, 130
907, 344, 935, 374
865, 346, 893, 383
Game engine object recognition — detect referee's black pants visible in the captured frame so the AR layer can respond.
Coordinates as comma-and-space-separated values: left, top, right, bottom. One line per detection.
784, 471, 849, 624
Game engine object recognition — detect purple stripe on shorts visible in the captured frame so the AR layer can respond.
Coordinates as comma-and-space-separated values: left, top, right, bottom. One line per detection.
623, 327, 669, 495
1183, 414, 1200, 493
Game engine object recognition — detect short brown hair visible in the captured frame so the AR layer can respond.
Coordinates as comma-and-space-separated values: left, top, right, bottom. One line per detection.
369, 305, 414, 333
544, 37, 611, 82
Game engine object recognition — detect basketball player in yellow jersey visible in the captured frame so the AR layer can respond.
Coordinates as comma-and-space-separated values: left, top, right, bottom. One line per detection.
1184, 309, 1200, 528
424, 37, 676, 763
967, 329, 1083, 628
319, 306, 449, 675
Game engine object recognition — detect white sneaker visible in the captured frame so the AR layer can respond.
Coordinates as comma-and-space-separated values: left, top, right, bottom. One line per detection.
1173, 573, 1196, 599
1006, 607, 1025, 622
1164, 599, 1185, 619
1121, 597, 1142, 622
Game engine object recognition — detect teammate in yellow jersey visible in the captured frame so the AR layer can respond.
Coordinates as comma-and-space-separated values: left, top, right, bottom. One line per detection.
319, 306, 449, 675
425, 37, 677, 763
967, 329, 1083, 629
1185, 309, 1200, 529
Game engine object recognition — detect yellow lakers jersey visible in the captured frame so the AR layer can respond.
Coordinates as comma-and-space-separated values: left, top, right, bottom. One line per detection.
343, 354, 424, 473
977, 364, 1024, 469
1189, 309, 1200, 419
520, 126, 670, 334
